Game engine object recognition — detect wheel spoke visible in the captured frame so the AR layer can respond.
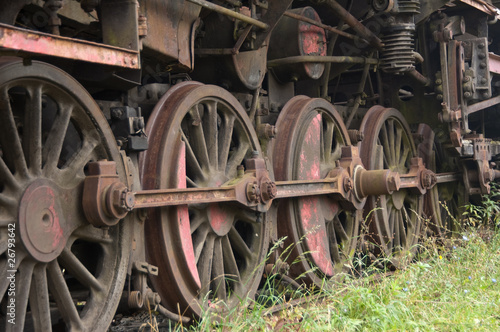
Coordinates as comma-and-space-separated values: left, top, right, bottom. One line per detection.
193, 223, 210, 264
388, 119, 396, 164
29, 264, 52, 332
24, 84, 43, 176
221, 235, 241, 285
188, 105, 210, 170
0, 194, 16, 210
198, 234, 215, 299
226, 141, 250, 179
190, 213, 205, 234
380, 122, 392, 165
394, 126, 402, 167
0, 157, 19, 192
203, 100, 219, 171
228, 226, 253, 261
59, 248, 104, 293
0, 88, 29, 179
332, 215, 349, 244
71, 226, 114, 244
211, 238, 227, 301
322, 116, 335, 162
7, 261, 35, 332
47, 260, 84, 330
61, 136, 98, 177
393, 210, 401, 250
43, 105, 73, 175
0, 252, 26, 298
218, 114, 235, 171
399, 210, 408, 247
181, 130, 207, 182
399, 145, 410, 170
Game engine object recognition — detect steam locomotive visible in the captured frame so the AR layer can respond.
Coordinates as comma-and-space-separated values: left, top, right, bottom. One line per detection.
1, 0, 499, 330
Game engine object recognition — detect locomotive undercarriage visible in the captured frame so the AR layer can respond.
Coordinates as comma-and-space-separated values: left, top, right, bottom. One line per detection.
1, 0, 500, 330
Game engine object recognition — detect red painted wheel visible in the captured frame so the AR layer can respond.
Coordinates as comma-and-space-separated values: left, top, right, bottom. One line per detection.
141, 82, 269, 317
359, 106, 423, 265
0, 60, 130, 331
273, 96, 360, 286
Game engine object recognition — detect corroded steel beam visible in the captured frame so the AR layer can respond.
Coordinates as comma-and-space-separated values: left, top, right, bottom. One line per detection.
0, 23, 140, 69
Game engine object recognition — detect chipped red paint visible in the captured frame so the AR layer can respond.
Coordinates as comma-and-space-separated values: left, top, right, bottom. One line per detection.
208, 203, 233, 236
298, 113, 322, 180
297, 113, 334, 276
300, 24, 326, 56
176, 142, 201, 289
299, 197, 334, 276
18, 180, 67, 262
0, 23, 140, 69
298, 9, 326, 79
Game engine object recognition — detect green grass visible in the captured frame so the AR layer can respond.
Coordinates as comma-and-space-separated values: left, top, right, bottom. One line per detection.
171, 228, 500, 332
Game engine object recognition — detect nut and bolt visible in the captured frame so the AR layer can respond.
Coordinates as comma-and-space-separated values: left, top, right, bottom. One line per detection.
257, 124, 277, 139
421, 171, 437, 189
246, 182, 259, 203
387, 174, 399, 192
261, 180, 277, 201
343, 177, 353, 192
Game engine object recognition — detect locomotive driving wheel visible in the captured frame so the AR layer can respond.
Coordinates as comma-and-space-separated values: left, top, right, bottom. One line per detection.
273, 96, 360, 286
359, 106, 423, 265
141, 82, 269, 318
0, 60, 130, 331
418, 125, 467, 237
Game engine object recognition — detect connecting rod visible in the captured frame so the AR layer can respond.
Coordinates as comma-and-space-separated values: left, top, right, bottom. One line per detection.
82, 148, 440, 228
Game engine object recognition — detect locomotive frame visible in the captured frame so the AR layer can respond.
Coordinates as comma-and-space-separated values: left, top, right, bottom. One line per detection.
1, 0, 500, 330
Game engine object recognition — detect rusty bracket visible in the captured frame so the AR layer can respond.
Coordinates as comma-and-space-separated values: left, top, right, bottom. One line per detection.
82, 161, 129, 228
398, 157, 437, 195
463, 136, 495, 194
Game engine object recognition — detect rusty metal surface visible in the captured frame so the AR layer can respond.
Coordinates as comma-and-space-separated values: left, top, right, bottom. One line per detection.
140, 82, 269, 318
139, 0, 200, 69
272, 95, 359, 286
267, 56, 379, 67
268, 7, 327, 82
359, 106, 423, 265
186, 0, 269, 30
0, 59, 130, 331
319, 0, 384, 49
459, 0, 500, 18
0, 23, 140, 69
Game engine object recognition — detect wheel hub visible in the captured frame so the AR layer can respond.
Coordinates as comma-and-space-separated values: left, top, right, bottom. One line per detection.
18, 179, 68, 262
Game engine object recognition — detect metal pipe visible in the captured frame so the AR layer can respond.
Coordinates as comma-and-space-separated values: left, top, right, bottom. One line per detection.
313, 0, 383, 49
346, 55, 372, 128
405, 68, 432, 87
185, 0, 269, 30
267, 56, 379, 67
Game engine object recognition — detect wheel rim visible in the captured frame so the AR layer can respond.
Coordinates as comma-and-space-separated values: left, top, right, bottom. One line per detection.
0, 60, 129, 331
141, 82, 269, 317
359, 106, 423, 263
273, 96, 359, 285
